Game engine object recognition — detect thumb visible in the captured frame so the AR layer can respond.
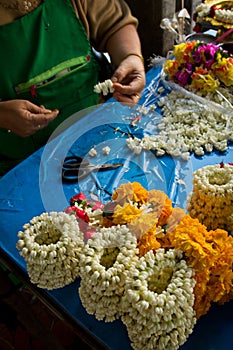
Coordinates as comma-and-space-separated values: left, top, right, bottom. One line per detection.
111, 66, 127, 84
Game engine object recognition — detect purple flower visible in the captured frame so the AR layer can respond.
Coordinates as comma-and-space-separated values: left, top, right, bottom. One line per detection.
193, 48, 202, 64
174, 63, 193, 86
203, 43, 219, 69
193, 43, 219, 70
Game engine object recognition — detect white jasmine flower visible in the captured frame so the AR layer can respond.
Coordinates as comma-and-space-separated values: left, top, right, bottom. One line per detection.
88, 147, 97, 157
195, 4, 211, 18
93, 79, 114, 96
121, 249, 196, 350
78, 225, 139, 322
102, 146, 111, 155
127, 89, 233, 160
215, 9, 233, 24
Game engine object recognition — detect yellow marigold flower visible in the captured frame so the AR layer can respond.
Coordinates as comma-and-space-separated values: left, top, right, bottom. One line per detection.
112, 203, 142, 225
128, 212, 158, 239
112, 182, 148, 205
168, 214, 216, 270
214, 56, 233, 86
191, 67, 219, 93
173, 41, 196, 63
163, 59, 179, 78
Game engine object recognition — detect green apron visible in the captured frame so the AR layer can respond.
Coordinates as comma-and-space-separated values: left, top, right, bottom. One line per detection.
0, 0, 99, 175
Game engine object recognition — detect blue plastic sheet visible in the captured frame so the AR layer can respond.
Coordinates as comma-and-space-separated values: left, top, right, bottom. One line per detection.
0, 66, 232, 350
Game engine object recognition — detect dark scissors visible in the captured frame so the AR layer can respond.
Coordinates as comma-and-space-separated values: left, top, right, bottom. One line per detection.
62, 155, 123, 183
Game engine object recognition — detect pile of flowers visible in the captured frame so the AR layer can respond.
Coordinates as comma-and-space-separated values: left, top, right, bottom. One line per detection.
16, 181, 233, 349
163, 40, 233, 94
126, 88, 233, 160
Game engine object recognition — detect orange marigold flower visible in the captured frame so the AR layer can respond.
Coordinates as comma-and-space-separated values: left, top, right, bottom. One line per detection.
148, 189, 166, 209
165, 207, 186, 234
137, 227, 161, 257
206, 229, 233, 302
158, 197, 173, 227
112, 182, 134, 205
193, 269, 211, 319
169, 214, 216, 270
131, 182, 148, 204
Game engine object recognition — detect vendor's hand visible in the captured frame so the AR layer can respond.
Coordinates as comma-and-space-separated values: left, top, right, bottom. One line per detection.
111, 55, 146, 105
0, 100, 59, 137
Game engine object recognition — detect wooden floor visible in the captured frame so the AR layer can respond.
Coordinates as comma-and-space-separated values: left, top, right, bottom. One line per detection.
0, 279, 93, 350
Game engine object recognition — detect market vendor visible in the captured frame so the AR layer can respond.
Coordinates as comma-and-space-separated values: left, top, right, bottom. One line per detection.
0, 0, 146, 176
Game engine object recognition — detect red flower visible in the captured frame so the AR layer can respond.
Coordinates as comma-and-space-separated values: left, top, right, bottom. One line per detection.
74, 208, 90, 223
210, 6, 217, 18
220, 162, 233, 168
70, 192, 87, 206
84, 228, 96, 242
64, 206, 78, 215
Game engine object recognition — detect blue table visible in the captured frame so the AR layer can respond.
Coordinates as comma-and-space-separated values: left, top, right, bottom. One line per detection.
0, 67, 232, 350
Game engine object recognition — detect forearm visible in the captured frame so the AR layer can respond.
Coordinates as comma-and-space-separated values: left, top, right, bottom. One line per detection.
106, 24, 143, 67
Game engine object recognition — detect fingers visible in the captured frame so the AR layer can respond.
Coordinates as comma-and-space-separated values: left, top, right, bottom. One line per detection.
113, 91, 141, 105
111, 63, 145, 105
18, 108, 59, 137
32, 109, 59, 131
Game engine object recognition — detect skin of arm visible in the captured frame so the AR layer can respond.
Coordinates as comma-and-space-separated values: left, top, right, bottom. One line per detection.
106, 24, 146, 104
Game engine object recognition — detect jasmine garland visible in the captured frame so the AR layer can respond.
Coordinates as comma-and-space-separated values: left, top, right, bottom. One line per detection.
78, 225, 139, 322
187, 163, 233, 231
121, 249, 196, 350
16, 212, 84, 290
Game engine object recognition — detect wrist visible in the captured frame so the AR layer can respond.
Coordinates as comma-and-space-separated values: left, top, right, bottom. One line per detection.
122, 52, 144, 66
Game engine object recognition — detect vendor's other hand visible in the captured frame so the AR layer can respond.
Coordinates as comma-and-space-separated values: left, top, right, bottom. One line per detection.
0, 100, 59, 137
111, 55, 146, 105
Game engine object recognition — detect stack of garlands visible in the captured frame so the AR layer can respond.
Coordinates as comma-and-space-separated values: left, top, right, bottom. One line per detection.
17, 181, 233, 350
65, 182, 232, 349
193, 2, 233, 28
163, 40, 233, 94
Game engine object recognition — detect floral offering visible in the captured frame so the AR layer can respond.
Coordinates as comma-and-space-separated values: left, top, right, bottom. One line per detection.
163, 40, 233, 94
187, 163, 233, 231
16, 180, 233, 350
16, 212, 84, 289
194, 2, 233, 27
